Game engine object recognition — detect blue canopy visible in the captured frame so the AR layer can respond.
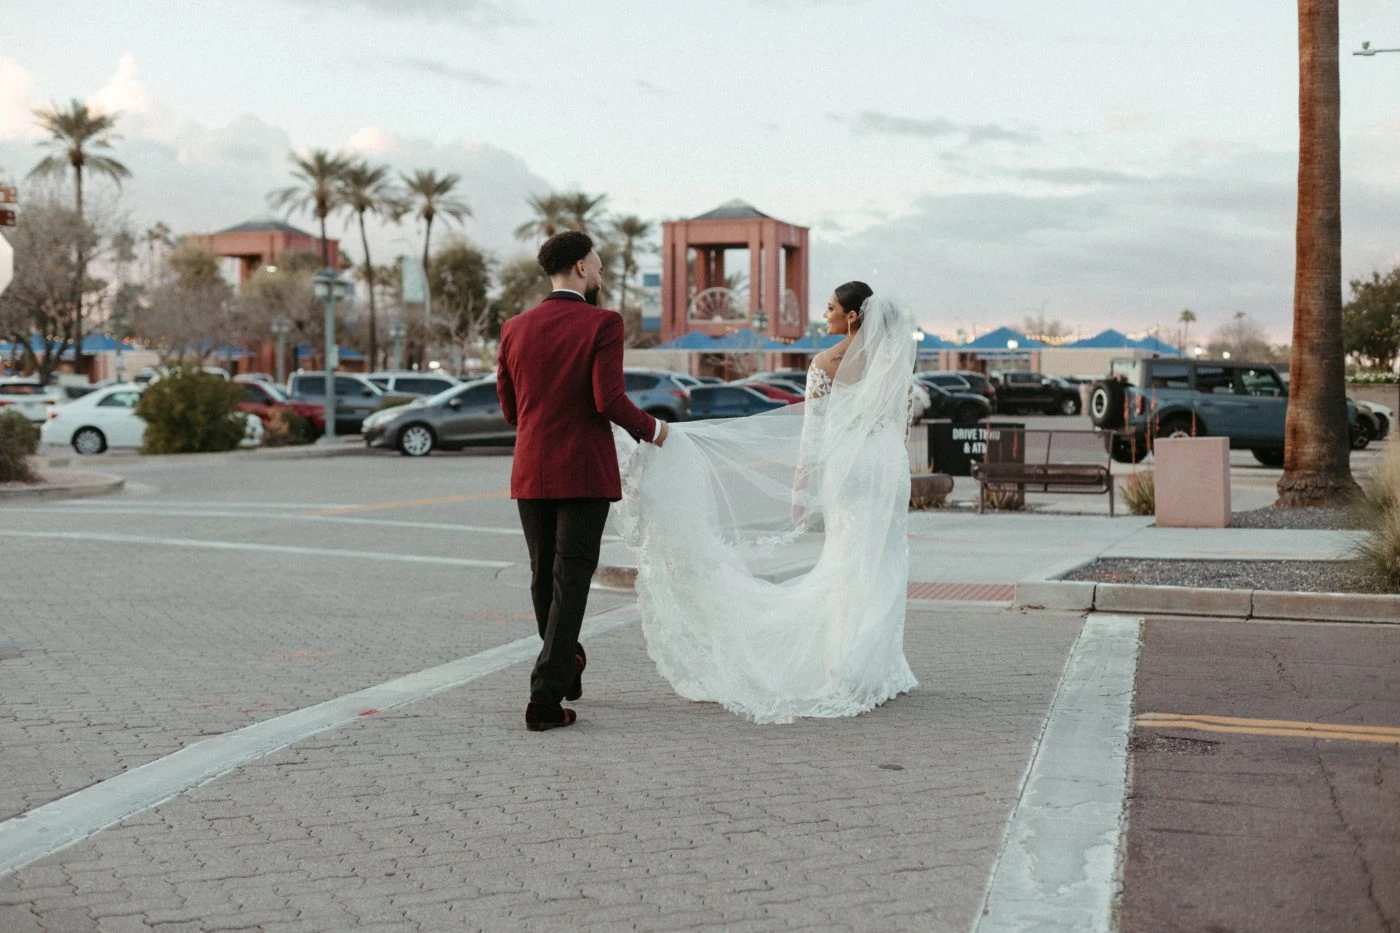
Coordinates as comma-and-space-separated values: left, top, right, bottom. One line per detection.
0, 333, 140, 359
962, 327, 1044, 350
295, 343, 366, 361
1134, 335, 1183, 355
1064, 329, 1137, 349
653, 328, 789, 352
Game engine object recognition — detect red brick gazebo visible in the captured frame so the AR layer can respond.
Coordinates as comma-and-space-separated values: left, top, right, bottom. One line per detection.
660, 201, 809, 342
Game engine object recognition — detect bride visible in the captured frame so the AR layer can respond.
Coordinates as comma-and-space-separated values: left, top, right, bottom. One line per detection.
614, 281, 918, 724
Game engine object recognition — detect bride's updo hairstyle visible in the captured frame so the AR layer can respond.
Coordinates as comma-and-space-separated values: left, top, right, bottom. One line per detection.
834, 280, 874, 329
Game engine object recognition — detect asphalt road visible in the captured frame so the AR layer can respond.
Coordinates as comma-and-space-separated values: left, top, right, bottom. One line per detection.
1122, 617, 1400, 933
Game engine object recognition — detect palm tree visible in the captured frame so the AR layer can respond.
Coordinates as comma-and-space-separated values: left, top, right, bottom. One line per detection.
1178, 308, 1196, 353
1278, 0, 1357, 506
612, 215, 653, 317
401, 169, 471, 367
563, 190, 608, 237
269, 149, 351, 268
514, 192, 570, 242
29, 99, 130, 373
144, 221, 171, 280
337, 160, 403, 370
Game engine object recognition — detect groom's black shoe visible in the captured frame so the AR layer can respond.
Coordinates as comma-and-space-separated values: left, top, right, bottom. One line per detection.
525, 702, 577, 732
564, 645, 587, 702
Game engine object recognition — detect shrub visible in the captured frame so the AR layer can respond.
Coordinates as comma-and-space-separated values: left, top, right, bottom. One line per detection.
983, 484, 1025, 511
1348, 371, 1399, 385
1121, 471, 1156, 516
135, 365, 247, 454
0, 409, 39, 483
261, 408, 316, 447
1350, 441, 1400, 592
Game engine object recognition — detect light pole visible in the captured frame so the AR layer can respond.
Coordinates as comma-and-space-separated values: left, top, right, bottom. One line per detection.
313, 267, 353, 442
111, 310, 129, 382
388, 320, 407, 369
1354, 41, 1400, 56
271, 315, 292, 386
753, 309, 768, 377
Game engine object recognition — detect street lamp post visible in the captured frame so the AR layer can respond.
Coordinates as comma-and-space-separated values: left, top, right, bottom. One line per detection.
271, 315, 292, 386
313, 268, 353, 443
112, 310, 129, 382
388, 320, 407, 369
753, 309, 769, 377
1354, 41, 1400, 56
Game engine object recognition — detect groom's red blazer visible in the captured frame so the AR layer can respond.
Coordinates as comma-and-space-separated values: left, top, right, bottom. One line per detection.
497, 290, 658, 500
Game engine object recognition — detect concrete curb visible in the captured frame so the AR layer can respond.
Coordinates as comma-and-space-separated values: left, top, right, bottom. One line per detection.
1013, 577, 1400, 625
39, 441, 371, 466
0, 470, 126, 501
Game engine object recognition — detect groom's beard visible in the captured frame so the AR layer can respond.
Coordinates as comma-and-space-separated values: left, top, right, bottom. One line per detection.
584, 286, 601, 305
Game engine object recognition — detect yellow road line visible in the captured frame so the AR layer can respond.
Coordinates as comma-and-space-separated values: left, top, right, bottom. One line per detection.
1137, 714, 1400, 745
1138, 712, 1400, 739
303, 491, 510, 515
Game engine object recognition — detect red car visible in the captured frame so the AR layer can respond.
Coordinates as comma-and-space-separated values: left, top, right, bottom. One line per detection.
235, 380, 326, 433
735, 380, 803, 405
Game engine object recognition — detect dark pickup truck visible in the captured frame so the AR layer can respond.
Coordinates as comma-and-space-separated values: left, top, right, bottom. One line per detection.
989, 371, 1082, 416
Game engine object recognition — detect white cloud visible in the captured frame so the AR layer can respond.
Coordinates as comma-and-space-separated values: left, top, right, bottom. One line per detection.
0, 58, 38, 143
87, 54, 178, 143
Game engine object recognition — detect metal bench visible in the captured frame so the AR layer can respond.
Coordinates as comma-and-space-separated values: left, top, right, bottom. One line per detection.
970, 429, 1116, 516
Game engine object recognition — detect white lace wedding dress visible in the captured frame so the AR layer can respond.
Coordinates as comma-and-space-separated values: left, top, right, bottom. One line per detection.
614, 297, 918, 724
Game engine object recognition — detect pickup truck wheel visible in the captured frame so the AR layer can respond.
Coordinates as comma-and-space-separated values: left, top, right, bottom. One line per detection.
398, 423, 436, 457
1156, 415, 1198, 440
1252, 448, 1285, 467
1350, 420, 1374, 450
1110, 437, 1149, 464
1058, 396, 1080, 416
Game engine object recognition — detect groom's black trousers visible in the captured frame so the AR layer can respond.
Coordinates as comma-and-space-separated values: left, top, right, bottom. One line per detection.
516, 498, 610, 705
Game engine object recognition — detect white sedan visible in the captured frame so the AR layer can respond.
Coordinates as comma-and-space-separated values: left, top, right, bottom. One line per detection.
41, 383, 264, 455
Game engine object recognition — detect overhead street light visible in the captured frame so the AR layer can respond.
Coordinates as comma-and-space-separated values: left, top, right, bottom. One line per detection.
313, 267, 354, 443
1354, 41, 1400, 56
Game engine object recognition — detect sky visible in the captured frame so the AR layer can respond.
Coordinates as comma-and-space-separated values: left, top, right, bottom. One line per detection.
3, 0, 1400, 342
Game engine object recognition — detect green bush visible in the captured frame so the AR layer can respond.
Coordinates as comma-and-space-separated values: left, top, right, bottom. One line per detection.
261, 408, 316, 447
0, 409, 40, 483
1348, 371, 1399, 385
135, 365, 247, 454
1120, 471, 1156, 516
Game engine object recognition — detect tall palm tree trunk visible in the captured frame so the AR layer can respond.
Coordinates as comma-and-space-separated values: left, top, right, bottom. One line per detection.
421, 215, 434, 370
318, 211, 330, 268
1278, 0, 1357, 506
72, 165, 85, 378
358, 210, 378, 370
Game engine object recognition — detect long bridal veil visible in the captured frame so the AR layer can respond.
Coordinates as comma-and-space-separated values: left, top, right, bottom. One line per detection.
614, 296, 919, 724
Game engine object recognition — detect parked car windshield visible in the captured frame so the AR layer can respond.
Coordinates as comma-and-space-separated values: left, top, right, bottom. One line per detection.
428, 378, 493, 407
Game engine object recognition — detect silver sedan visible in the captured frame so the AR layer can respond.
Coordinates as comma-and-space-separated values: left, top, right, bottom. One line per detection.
361, 378, 515, 456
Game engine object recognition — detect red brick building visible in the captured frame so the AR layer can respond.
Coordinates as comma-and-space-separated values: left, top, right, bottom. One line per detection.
190, 219, 340, 287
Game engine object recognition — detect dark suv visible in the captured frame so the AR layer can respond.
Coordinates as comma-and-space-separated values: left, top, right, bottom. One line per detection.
624, 369, 692, 422
989, 371, 1081, 415
1089, 358, 1360, 465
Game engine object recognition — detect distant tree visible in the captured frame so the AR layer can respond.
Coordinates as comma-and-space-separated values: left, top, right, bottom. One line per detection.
612, 215, 653, 315
429, 238, 493, 373
337, 159, 403, 372
138, 240, 235, 362
1342, 268, 1400, 371
401, 169, 471, 367
490, 256, 550, 332
1021, 312, 1068, 343
1178, 308, 1197, 353
269, 149, 350, 267
0, 198, 101, 382
28, 99, 130, 368
514, 192, 571, 243
1206, 311, 1273, 360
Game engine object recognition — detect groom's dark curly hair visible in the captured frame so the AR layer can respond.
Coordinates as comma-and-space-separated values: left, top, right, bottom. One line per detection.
537, 230, 594, 276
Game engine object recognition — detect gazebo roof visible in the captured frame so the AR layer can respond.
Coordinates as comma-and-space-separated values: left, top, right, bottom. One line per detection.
217, 218, 315, 237
692, 200, 772, 222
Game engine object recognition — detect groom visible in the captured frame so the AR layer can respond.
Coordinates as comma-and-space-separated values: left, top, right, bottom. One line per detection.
497, 230, 668, 731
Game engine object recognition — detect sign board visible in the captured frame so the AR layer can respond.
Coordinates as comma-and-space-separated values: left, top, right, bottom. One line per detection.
400, 255, 428, 304
0, 233, 12, 299
641, 271, 661, 333
0, 209, 15, 227
927, 421, 1024, 476
0, 186, 16, 203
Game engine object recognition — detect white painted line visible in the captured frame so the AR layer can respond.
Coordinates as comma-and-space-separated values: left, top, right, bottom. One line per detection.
0, 605, 639, 878
972, 613, 1141, 933
2, 506, 547, 538
0, 530, 512, 569
50, 500, 358, 510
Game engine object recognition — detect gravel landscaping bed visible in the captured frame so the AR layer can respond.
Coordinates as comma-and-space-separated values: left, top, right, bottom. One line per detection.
1229, 506, 1363, 530
1062, 558, 1367, 593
